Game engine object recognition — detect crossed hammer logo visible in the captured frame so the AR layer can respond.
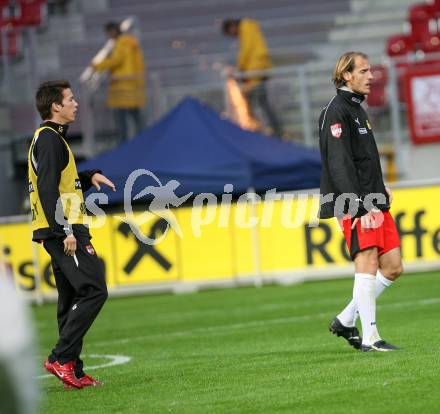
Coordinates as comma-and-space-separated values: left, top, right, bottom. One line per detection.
118, 218, 172, 275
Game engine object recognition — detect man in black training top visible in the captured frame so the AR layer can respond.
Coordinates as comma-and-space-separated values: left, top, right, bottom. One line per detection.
318, 52, 403, 352
29, 80, 115, 388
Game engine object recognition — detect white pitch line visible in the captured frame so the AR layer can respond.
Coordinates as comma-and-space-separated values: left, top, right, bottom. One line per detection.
37, 354, 131, 379
88, 297, 440, 348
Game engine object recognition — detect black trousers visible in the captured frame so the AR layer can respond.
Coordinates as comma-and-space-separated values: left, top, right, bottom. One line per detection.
114, 108, 143, 143
43, 235, 108, 370
245, 81, 283, 137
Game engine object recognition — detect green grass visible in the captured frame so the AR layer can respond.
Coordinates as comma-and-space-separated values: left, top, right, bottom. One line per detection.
34, 271, 440, 413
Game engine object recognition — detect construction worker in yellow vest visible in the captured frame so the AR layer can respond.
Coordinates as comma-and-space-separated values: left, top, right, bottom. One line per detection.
93, 21, 146, 144
222, 18, 283, 137
29, 80, 115, 389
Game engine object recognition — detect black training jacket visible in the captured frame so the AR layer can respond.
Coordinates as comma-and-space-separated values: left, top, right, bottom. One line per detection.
318, 89, 389, 219
31, 121, 100, 241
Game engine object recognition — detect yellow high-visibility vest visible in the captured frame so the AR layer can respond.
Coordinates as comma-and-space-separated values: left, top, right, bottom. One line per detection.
28, 126, 87, 232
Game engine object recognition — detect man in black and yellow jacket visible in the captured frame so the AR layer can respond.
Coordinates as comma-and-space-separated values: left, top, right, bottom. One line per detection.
29, 80, 115, 389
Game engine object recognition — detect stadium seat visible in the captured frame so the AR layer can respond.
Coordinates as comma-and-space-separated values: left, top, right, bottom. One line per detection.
386, 34, 414, 57
420, 33, 440, 52
409, 3, 437, 46
20, 0, 46, 26
0, 0, 46, 27
367, 65, 388, 108
1, 1, 22, 26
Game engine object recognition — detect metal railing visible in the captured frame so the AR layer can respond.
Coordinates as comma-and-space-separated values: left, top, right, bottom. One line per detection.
79, 31, 440, 182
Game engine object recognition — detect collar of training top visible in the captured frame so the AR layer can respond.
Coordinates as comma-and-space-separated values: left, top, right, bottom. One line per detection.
337, 88, 365, 107
40, 121, 69, 138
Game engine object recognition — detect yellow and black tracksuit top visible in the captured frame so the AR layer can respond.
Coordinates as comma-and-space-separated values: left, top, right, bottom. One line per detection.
28, 121, 100, 241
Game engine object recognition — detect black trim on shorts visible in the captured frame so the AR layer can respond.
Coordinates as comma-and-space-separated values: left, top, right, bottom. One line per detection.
350, 225, 361, 260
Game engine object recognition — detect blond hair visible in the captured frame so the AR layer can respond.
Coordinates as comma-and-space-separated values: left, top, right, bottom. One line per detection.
332, 52, 368, 88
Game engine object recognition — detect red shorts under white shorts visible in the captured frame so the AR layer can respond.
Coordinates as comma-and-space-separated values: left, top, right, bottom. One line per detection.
340, 210, 401, 260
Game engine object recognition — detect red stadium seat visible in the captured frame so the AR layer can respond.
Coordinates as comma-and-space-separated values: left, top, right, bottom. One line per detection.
409, 3, 437, 46
20, 0, 47, 26
371, 65, 388, 84
420, 33, 440, 52
0, 0, 46, 28
1, 1, 22, 27
410, 3, 437, 20
367, 65, 388, 108
386, 34, 414, 57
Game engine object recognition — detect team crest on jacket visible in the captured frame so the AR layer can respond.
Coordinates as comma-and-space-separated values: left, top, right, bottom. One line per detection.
330, 123, 342, 138
85, 244, 96, 255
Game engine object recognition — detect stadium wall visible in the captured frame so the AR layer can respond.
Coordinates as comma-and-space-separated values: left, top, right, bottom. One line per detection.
1, 181, 439, 302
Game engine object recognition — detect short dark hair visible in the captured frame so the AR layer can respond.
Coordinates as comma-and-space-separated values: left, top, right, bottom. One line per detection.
105, 21, 121, 34
222, 19, 240, 35
35, 80, 71, 120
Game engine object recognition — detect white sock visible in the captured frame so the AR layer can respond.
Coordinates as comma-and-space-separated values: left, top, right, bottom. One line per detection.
353, 273, 381, 345
337, 270, 393, 327
375, 269, 394, 296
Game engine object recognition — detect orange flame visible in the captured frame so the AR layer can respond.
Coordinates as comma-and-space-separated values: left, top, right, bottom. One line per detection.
225, 78, 260, 131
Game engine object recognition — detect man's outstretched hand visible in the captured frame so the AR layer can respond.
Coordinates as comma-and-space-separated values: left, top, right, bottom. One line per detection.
91, 173, 116, 192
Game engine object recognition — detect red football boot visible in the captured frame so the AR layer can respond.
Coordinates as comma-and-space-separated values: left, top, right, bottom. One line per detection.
43, 359, 55, 375
79, 374, 103, 387
44, 359, 83, 389
64, 373, 103, 389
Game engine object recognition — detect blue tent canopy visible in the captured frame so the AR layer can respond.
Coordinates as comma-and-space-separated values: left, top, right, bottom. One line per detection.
78, 97, 321, 203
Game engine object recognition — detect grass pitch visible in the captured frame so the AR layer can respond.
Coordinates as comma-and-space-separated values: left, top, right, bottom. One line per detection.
34, 271, 440, 413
